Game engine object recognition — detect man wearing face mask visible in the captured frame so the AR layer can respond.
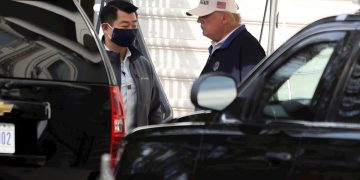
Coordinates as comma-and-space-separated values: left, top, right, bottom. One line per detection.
100, 1, 162, 132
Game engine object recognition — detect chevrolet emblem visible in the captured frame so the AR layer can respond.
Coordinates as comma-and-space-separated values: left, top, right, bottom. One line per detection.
0, 101, 13, 116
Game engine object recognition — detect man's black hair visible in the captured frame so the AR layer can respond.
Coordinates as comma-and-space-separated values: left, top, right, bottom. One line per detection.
99, 1, 138, 25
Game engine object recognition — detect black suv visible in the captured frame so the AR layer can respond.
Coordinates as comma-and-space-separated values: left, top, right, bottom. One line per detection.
0, 0, 170, 179
115, 14, 360, 179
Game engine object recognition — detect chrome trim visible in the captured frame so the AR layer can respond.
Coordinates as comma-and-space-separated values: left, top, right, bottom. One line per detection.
268, 120, 360, 129
130, 122, 206, 133
336, 14, 348, 21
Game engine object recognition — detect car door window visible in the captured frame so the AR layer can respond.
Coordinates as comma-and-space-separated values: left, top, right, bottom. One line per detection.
262, 42, 339, 120
276, 46, 333, 101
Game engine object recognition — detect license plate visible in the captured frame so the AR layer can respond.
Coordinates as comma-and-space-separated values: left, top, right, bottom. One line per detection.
0, 123, 15, 154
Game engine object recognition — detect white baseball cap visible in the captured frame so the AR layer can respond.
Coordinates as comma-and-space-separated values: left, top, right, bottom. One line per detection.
186, 0, 239, 17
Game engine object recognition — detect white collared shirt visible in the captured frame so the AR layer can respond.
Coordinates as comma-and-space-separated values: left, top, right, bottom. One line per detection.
210, 25, 242, 55
120, 49, 137, 133
105, 45, 137, 133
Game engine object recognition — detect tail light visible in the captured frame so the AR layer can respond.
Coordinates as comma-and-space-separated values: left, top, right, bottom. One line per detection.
109, 86, 126, 168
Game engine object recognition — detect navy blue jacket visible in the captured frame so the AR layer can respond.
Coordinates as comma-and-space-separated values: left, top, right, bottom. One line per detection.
200, 25, 266, 84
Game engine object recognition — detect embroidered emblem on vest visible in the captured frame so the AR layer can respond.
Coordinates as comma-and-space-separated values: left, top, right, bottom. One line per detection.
213, 61, 220, 71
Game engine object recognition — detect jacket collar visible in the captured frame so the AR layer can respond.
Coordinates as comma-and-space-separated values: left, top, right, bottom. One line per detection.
106, 45, 142, 63
208, 25, 246, 54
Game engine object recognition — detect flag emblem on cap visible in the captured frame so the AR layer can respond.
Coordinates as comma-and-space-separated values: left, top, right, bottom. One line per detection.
217, 1, 227, 9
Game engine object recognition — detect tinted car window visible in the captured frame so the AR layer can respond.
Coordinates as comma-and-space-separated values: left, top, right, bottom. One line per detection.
0, 0, 107, 83
275, 45, 334, 101
262, 42, 337, 120
247, 30, 351, 122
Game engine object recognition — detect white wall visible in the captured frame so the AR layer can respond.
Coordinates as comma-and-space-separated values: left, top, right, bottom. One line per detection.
133, 0, 359, 117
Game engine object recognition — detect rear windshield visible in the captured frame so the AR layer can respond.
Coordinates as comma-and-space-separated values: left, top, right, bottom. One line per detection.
0, 0, 108, 83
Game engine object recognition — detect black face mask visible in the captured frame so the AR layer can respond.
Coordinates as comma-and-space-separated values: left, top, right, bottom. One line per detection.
108, 24, 138, 47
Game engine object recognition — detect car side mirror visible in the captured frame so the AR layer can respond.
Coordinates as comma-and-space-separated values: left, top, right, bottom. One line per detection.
191, 73, 237, 111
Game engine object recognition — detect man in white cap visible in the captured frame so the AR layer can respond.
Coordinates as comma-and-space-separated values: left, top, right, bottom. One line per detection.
187, 0, 265, 84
